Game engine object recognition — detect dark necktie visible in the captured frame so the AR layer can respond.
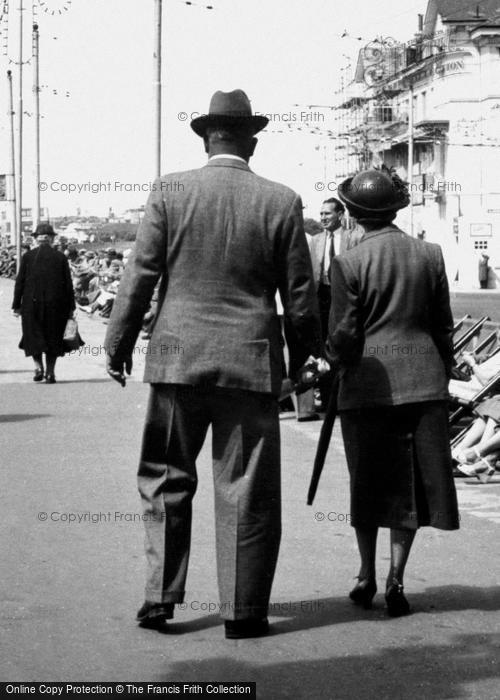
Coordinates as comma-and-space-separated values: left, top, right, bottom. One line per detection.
324, 234, 335, 284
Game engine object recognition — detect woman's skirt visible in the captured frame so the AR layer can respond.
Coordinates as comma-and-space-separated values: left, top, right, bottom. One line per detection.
474, 395, 500, 424
340, 400, 459, 531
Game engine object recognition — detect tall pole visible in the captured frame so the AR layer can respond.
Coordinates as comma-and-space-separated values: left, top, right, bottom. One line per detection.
16, 0, 24, 268
154, 0, 162, 178
33, 23, 40, 229
7, 70, 18, 244
408, 83, 414, 237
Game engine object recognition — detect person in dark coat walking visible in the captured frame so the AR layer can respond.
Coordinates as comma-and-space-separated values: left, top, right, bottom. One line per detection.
478, 253, 490, 289
12, 223, 76, 383
327, 167, 459, 617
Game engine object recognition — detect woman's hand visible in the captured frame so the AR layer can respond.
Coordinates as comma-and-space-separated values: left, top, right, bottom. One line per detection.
462, 352, 476, 368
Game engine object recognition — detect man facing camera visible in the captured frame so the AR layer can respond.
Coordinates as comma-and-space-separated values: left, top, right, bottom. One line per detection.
308, 197, 347, 409
104, 89, 321, 639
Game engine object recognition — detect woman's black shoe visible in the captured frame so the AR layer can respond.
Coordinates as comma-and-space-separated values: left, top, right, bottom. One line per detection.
33, 370, 44, 382
45, 374, 56, 384
349, 577, 377, 609
385, 579, 411, 617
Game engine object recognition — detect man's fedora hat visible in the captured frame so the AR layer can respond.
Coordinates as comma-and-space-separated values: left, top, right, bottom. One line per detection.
33, 223, 56, 237
338, 168, 410, 214
190, 89, 269, 137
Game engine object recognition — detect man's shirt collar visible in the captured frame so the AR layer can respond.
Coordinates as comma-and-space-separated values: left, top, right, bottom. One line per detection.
208, 154, 248, 164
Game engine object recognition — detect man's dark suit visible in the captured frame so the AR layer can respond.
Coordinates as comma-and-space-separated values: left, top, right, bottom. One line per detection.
308, 228, 349, 407
308, 229, 349, 293
105, 157, 321, 619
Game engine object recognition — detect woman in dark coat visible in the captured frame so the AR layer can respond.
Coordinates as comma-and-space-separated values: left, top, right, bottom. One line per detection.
327, 167, 459, 617
12, 223, 76, 383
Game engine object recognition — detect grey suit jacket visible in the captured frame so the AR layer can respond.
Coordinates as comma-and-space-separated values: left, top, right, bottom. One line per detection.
308, 229, 349, 290
105, 158, 321, 396
326, 225, 454, 410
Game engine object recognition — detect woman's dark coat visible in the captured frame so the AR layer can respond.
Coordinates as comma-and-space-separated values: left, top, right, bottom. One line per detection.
12, 245, 75, 357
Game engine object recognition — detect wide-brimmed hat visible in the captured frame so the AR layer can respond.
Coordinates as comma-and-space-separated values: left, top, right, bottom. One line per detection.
190, 89, 268, 137
338, 168, 410, 214
33, 223, 56, 237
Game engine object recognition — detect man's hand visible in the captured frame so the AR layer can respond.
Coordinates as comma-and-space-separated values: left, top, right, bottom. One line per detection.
106, 354, 133, 387
11, 309, 21, 318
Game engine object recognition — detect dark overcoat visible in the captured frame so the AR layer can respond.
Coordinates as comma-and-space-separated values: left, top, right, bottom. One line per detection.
326, 225, 459, 530
12, 244, 75, 357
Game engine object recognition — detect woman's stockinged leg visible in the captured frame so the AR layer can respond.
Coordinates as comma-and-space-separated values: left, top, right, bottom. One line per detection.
349, 526, 378, 608
355, 526, 378, 580
33, 353, 43, 373
385, 527, 416, 617
45, 354, 57, 376
388, 527, 416, 584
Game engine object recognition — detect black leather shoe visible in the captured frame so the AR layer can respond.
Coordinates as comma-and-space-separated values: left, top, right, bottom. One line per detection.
385, 579, 411, 617
224, 618, 269, 639
45, 374, 56, 384
33, 370, 44, 382
136, 601, 174, 629
349, 577, 377, 609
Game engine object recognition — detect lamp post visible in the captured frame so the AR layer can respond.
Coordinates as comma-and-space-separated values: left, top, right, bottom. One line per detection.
408, 82, 414, 236
16, 0, 24, 268
154, 0, 162, 178
33, 22, 40, 230
7, 69, 18, 244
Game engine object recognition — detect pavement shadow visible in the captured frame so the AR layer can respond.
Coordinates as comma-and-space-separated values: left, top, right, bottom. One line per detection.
161, 632, 500, 699
172, 586, 500, 637
54, 378, 110, 384
0, 413, 51, 423
0, 370, 32, 374
267, 586, 500, 634
149, 615, 222, 636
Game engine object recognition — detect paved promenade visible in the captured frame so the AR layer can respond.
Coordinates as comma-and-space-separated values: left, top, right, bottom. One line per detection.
0, 277, 499, 699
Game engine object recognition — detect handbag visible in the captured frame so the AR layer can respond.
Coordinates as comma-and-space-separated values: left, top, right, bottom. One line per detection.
63, 317, 83, 351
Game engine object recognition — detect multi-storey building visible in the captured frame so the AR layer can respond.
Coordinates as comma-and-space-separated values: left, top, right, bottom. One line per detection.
334, 0, 500, 287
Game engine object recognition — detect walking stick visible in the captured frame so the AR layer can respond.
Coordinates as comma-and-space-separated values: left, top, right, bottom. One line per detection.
307, 373, 339, 505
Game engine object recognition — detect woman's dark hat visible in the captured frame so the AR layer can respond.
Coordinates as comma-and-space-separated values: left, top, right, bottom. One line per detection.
190, 89, 269, 137
33, 223, 56, 237
338, 168, 410, 214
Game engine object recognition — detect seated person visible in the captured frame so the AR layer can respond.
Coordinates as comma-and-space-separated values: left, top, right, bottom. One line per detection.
449, 350, 500, 401
452, 395, 500, 482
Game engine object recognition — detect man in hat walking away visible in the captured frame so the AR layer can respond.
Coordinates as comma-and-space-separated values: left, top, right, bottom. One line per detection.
104, 89, 321, 638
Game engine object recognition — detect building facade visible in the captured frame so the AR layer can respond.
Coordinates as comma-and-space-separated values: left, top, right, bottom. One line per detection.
334, 0, 500, 288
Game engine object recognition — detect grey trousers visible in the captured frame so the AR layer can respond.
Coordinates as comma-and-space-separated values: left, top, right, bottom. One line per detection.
137, 384, 281, 620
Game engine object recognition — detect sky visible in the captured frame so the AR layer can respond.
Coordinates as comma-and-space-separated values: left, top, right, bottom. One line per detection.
0, 0, 427, 218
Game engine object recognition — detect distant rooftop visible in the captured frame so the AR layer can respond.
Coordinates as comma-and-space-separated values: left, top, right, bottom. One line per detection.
424, 0, 500, 34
